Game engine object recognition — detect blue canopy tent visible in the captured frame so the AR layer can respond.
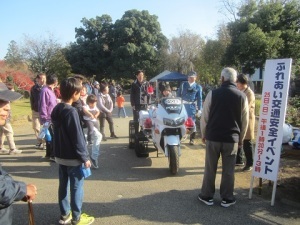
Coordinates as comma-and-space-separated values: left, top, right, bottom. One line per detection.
157, 72, 187, 82
149, 70, 171, 82
152, 71, 187, 98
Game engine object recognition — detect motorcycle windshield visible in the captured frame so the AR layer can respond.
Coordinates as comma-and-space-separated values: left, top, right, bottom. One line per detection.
160, 97, 182, 114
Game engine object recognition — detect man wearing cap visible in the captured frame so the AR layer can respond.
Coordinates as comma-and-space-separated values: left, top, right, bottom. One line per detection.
30, 73, 46, 149
0, 83, 38, 224
92, 81, 100, 96
177, 71, 203, 145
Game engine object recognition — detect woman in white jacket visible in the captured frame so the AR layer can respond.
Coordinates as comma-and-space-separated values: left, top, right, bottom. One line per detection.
97, 83, 118, 141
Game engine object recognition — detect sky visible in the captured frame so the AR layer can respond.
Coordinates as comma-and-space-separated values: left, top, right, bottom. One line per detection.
0, 0, 230, 60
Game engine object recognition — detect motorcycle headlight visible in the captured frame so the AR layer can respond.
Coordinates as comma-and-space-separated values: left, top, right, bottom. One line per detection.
163, 117, 185, 127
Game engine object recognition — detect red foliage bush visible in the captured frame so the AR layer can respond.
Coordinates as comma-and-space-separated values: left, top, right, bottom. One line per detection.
0, 60, 34, 91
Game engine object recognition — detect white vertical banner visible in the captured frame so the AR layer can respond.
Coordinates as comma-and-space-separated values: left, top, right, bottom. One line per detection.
252, 58, 292, 181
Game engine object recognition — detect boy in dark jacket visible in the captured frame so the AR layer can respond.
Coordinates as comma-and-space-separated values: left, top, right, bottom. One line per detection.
51, 77, 94, 225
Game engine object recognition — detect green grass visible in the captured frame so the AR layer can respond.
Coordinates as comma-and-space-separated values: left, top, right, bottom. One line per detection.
10, 98, 31, 125
255, 99, 261, 117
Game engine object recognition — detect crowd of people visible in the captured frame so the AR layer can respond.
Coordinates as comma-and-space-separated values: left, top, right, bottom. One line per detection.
0, 67, 255, 224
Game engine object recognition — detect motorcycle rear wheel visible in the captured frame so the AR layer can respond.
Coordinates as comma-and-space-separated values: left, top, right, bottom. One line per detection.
168, 145, 179, 175
134, 135, 149, 158
129, 120, 135, 149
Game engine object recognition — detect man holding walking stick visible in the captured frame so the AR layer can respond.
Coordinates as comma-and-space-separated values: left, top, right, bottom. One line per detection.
0, 82, 38, 224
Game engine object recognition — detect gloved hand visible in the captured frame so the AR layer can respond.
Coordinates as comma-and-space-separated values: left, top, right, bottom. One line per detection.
196, 110, 202, 118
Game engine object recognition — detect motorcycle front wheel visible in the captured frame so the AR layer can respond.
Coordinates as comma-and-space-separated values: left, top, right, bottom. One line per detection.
168, 145, 179, 175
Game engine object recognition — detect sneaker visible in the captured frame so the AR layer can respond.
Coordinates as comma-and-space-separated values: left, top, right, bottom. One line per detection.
91, 158, 99, 169
235, 162, 245, 166
71, 213, 94, 225
59, 213, 72, 224
35, 143, 42, 149
189, 140, 194, 145
102, 136, 107, 141
197, 194, 214, 206
243, 166, 253, 171
9, 149, 22, 154
0, 148, 9, 154
221, 198, 236, 208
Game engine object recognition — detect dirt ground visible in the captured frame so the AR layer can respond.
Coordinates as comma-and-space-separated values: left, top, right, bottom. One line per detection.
12, 116, 300, 206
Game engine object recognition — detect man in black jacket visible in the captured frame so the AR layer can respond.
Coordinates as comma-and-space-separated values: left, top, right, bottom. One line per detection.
130, 70, 150, 133
198, 67, 249, 208
0, 82, 37, 225
30, 73, 46, 148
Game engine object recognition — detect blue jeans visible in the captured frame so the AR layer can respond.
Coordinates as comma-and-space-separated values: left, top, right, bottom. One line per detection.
118, 107, 127, 117
91, 127, 102, 160
58, 164, 84, 221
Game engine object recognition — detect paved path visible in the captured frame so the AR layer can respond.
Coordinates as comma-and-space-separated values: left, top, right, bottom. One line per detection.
1, 98, 300, 225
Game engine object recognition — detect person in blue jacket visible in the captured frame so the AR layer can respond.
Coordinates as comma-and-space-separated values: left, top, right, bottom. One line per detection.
177, 71, 203, 145
0, 82, 37, 225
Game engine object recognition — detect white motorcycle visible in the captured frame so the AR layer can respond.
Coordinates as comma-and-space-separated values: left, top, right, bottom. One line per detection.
129, 97, 195, 175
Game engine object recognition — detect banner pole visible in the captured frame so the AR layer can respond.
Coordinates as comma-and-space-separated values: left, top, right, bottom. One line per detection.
271, 180, 277, 206
249, 175, 254, 199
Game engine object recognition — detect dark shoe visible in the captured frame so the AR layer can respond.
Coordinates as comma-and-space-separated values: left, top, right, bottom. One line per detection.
189, 140, 194, 145
110, 133, 118, 138
243, 166, 253, 171
235, 162, 245, 166
91, 158, 99, 169
102, 136, 107, 141
197, 194, 214, 206
221, 198, 236, 207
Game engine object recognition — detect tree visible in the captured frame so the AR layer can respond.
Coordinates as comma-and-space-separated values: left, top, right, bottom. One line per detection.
0, 60, 34, 92
47, 49, 72, 81
4, 40, 23, 68
21, 33, 61, 74
222, 0, 300, 75
167, 30, 205, 74
65, 15, 114, 79
110, 10, 168, 79
194, 24, 230, 85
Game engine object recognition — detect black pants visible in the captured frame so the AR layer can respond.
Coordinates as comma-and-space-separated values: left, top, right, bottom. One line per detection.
99, 114, 114, 137
45, 124, 54, 157
236, 139, 253, 166
86, 120, 100, 142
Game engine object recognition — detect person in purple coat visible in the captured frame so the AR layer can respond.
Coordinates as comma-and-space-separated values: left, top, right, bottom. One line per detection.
38, 74, 58, 161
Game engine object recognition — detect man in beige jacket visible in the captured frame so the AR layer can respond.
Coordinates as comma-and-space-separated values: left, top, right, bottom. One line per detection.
236, 74, 255, 171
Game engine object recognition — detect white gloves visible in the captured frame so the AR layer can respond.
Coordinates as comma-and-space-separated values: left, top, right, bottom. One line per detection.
196, 110, 202, 118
